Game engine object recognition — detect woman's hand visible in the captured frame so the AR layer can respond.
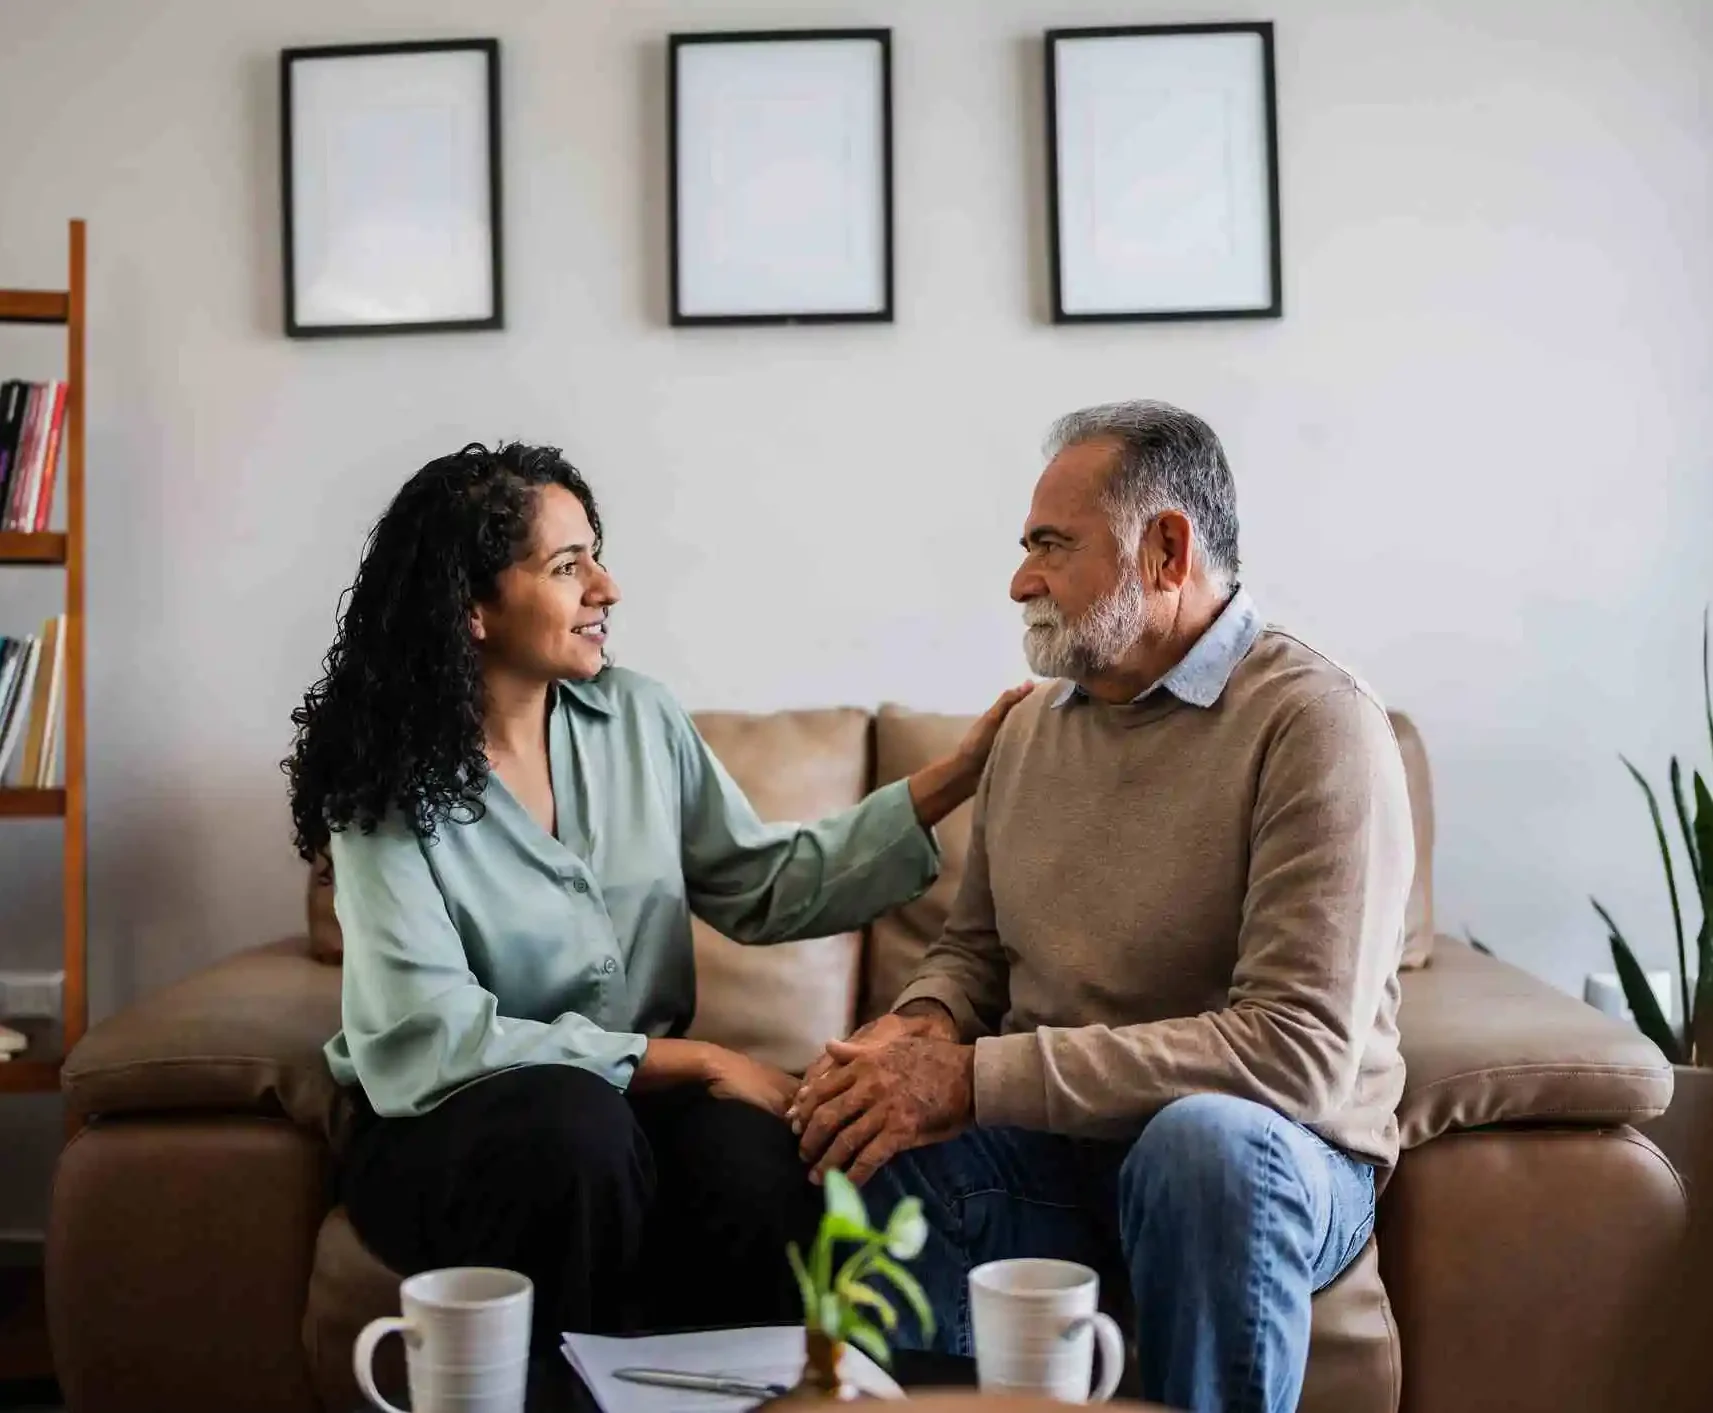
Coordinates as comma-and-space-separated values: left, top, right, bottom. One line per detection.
906, 682, 1036, 828
702, 1045, 800, 1117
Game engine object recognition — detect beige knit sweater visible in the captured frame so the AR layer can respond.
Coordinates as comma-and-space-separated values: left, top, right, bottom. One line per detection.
895, 628, 1415, 1165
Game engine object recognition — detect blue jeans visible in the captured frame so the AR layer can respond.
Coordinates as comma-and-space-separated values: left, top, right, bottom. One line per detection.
866, 1094, 1377, 1413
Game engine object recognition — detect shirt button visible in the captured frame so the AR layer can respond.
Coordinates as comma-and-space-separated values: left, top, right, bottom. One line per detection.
602, 958, 619, 975
572, 878, 590, 895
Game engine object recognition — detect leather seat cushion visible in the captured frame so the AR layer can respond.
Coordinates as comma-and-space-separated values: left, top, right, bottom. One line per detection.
1395, 938, 1674, 1148
304, 1206, 406, 1413
685, 708, 871, 1073
1303, 1237, 1400, 1413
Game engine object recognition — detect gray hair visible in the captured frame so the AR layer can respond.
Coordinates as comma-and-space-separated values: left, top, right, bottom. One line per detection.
1045, 400, 1240, 590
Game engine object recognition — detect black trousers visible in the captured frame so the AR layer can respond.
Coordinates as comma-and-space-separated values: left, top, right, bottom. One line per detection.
341, 1065, 823, 1352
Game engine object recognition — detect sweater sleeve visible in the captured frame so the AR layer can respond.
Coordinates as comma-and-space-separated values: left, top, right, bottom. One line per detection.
891, 764, 1011, 1040
972, 687, 1414, 1139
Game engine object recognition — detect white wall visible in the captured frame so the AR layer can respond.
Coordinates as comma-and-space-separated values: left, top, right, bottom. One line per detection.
2, 0, 1711, 1229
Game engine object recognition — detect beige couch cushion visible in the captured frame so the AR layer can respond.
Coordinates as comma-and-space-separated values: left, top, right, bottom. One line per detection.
1388, 712, 1436, 970
685, 708, 872, 1073
62, 936, 344, 1137
1394, 938, 1674, 1148
863, 705, 977, 1022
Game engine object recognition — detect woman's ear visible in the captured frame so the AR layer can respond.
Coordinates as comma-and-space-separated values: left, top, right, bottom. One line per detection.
469, 604, 488, 642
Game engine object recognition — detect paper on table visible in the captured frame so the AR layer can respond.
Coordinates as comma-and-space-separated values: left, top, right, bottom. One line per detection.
561, 1327, 905, 1413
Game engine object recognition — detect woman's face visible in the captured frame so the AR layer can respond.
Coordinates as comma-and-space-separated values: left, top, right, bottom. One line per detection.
472, 484, 620, 682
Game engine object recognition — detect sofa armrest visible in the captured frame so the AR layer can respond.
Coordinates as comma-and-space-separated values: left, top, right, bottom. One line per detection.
1396, 938, 1674, 1148
62, 936, 345, 1138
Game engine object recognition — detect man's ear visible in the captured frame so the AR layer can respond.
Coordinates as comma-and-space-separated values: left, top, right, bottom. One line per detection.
1148, 510, 1195, 592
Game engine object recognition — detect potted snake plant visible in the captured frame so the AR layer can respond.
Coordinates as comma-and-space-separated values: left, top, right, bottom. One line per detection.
1591, 611, 1713, 1194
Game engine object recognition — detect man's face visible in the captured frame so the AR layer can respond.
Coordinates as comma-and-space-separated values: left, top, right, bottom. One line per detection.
1010, 438, 1149, 679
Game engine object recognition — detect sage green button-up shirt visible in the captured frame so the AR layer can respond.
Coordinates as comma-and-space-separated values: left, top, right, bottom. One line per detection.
324, 668, 941, 1117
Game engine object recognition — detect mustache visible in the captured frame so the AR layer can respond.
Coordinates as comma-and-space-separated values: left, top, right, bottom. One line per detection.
1023, 601, 1064, 629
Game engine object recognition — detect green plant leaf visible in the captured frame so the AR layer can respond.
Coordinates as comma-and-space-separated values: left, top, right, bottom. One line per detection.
823, 1170, 869, 1232
787, 1242, 817, 1324
1703, 607, 1712, 782
1594, 899, 1683, 1062
842, 1315, 892, 1369
1668, 759, 1701, 1033
1623, 756, 1689, 1036
1672, 760, 1704, 898
825, 1214, 876, 1245
811, 1221, 834, 1302
870, 1254, 936, 1342
1694, 776, 1713, 1038
883, 1198, 928, 1260
818, 1293, 845, 1340
838, 1279, 899, 1331
1696, 914, 1713, 1067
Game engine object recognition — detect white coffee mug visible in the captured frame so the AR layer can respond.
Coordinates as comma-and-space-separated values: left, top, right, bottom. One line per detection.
969, 1258, 1125, 1404
354, 1267, 533, 1413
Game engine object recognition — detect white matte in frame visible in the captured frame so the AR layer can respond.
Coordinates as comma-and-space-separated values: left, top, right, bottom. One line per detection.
1053, 30, 1275, 317
289, 48, 494, 328
674, 38, 887, 319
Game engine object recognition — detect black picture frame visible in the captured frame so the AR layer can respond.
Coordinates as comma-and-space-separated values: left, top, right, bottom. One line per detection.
1044, 23, 1282, 324
668, 29, 895, 326
280, 38, 504, 338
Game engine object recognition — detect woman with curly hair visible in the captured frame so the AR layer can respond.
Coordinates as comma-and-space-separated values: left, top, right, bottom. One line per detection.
284, 441, 1030, 1348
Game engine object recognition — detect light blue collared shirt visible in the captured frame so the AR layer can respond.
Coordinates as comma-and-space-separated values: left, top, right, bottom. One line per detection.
324, 667, 941, 1117
1050, 586, 1264, 711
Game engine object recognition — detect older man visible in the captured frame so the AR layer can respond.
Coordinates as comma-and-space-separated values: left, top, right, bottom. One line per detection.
788, 401, 1413, 1413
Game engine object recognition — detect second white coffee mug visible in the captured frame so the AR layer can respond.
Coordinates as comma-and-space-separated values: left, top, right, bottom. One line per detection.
354, 1266, 533, 1413
969, 1258, 1125, 1404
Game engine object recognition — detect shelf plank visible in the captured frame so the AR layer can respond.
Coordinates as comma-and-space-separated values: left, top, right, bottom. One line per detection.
0, 790, 65, 819
0, 1060, 60, 1094
0, 1019, 62, 1093
0, 290, 69, 324
0, 532, 66, 565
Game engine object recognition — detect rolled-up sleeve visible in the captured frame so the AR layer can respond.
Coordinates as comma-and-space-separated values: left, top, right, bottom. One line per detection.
326, 818, 647, 1117
673, 713, 940, 945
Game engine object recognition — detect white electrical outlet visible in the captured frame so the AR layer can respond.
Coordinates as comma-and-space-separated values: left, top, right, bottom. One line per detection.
0, 970, 65, 1019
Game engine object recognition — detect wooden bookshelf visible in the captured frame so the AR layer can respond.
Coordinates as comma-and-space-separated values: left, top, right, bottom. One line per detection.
0, 221, 86, 1098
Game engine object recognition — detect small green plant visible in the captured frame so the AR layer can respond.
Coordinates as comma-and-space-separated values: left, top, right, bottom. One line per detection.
785, 1170, 934, 1369
1591, 611, 1713, 1067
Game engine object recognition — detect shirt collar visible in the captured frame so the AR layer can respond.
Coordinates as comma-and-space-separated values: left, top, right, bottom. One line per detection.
557, 674, 616, 717
1050, 586, 1263, 711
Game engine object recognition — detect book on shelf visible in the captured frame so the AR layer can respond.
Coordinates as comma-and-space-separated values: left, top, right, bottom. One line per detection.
0, 377, 68, 533
0, 615, 65, 787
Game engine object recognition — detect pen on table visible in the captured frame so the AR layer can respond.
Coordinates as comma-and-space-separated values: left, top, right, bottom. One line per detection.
611, 1367, 790, 1399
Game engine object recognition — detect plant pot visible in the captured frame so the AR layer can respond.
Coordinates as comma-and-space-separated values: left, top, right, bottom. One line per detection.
1643, 1064, 1713, 1199
756, 1331, 872, 1408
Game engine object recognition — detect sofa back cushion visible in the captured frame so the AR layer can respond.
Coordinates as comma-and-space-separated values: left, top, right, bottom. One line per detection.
684, 708, 872, 1072
860, 704, 1438, 1021
861, 705, 977, 1023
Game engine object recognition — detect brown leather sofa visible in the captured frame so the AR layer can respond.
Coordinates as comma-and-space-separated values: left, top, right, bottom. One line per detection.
45, 707, 1684, 1413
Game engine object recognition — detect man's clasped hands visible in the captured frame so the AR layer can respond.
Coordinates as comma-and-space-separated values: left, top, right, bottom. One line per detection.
784, 999, 974, 1187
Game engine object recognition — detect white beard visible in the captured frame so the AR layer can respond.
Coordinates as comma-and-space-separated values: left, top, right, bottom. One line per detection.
1022, 578, 1148, 679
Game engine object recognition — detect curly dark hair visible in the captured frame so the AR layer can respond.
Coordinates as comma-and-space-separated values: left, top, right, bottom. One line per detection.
285, 441, 602, 865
